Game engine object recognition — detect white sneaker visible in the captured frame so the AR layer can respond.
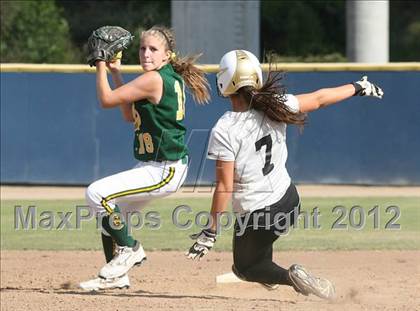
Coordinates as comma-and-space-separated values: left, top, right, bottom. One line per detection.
99, 242, 147, 279
79, 274, 130, 291
288, 264, 335, 300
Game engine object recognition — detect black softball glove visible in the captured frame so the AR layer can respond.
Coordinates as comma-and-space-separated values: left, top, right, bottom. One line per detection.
87, 26, 133, 67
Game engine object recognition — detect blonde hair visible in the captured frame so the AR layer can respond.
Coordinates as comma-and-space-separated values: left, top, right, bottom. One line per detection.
141, 26, 210, 104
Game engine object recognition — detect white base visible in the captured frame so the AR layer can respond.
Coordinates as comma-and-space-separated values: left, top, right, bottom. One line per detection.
216, 272, 244, 284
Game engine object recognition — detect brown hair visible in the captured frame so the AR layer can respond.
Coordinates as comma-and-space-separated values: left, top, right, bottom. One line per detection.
141, 26, 210, 104
237, 71, 307, 126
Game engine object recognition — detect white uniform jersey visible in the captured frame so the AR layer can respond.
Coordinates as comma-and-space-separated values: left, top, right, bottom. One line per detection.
207, 94, 300, 215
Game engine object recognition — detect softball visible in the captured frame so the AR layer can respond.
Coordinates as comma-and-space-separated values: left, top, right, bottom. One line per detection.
113, 51, 123, 61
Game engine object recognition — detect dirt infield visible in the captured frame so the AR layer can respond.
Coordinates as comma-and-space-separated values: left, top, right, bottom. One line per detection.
1, 250, 419, 311
2, 185, 419, 310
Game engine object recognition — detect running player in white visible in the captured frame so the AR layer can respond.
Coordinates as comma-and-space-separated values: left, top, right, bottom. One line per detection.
186, 50, 383, 300
79, 26, 209, 291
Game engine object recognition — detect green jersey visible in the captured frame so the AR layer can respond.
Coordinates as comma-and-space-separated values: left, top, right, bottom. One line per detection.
132, 64, 188, 162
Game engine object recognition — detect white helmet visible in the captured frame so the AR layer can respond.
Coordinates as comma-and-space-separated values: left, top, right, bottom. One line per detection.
216, 50, 263, 97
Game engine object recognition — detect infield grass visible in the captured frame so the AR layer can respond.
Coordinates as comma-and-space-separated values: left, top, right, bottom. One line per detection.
1, 197, 419, 251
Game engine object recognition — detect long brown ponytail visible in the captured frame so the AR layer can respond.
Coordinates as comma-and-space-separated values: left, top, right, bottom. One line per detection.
141, 26, 210, 105
237, 71, 307, 126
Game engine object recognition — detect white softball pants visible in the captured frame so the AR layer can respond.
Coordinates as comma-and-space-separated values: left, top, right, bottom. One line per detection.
85, 157, 188, 216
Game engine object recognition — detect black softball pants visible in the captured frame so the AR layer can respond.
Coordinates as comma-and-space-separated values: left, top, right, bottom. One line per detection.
232, 183, 300, 285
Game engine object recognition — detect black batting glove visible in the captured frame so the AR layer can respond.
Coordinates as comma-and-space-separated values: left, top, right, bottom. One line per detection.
185, 229, 216, 260
352, 76, 384, 99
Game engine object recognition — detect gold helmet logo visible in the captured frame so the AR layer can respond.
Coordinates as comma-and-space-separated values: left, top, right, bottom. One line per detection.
217, 50, 262, 97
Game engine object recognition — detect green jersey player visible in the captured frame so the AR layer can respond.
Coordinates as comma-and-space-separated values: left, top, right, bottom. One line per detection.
80, 26, 209, 291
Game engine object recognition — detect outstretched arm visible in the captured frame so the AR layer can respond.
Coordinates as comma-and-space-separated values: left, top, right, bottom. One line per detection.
296, 84, 355, 113
296, 76, 383, 113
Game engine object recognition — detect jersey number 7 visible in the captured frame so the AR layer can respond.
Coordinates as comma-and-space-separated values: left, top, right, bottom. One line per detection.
255, 134, 274, 176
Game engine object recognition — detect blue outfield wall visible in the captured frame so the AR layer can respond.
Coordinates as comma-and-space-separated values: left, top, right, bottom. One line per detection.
1, 68, 420, 185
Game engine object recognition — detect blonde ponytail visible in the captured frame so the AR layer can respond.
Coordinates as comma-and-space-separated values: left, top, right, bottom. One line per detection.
171, 54, 210, 104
